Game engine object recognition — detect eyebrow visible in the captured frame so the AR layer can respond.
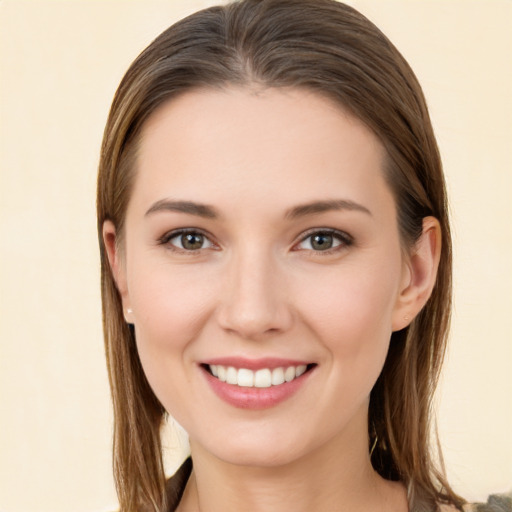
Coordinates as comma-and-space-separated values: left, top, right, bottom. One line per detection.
145, 199, 218, 219
145, 198, 371, 220
285, 199, 372, 219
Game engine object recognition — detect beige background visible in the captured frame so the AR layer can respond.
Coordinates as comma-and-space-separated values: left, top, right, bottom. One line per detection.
0, 1, 511, 511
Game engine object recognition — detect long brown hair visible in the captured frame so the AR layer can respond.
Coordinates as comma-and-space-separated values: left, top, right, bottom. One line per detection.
97, 1, 463, 510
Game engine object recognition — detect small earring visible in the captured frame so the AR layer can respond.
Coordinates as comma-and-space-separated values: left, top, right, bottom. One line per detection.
125, 308, 133, 324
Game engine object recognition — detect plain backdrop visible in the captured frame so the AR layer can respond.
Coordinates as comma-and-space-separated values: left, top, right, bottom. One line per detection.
0, 1, 511, 511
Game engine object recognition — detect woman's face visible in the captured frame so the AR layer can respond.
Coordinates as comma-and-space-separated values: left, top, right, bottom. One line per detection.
108, 87, 415, 467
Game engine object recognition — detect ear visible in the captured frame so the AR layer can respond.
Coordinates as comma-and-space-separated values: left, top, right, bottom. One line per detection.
392, 216, 442, 331
102, 220, 133, 323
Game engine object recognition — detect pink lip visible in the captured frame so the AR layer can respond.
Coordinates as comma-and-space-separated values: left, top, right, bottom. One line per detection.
200, 360, 315, 410
201, 357, 311, 371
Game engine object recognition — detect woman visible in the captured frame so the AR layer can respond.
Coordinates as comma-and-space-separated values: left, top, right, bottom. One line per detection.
96, 1, 482, 510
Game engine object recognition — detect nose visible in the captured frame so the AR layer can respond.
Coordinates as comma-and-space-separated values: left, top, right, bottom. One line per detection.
216, 247, 293, 340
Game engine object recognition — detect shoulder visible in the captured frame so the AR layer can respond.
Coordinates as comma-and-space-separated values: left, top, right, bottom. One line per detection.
456, 493, 512, 512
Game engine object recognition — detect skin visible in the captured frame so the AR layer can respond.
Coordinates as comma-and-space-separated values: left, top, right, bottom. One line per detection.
104, 87, 441, 512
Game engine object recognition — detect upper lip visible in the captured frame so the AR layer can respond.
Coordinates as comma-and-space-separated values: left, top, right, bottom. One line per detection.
200, 357, 314, 371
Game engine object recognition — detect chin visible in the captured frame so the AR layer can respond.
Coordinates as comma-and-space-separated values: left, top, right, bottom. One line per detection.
218, 446, 304, 469
191, 430, 310, 469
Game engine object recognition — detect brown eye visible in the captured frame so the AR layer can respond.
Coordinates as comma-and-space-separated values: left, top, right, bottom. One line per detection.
166, 230, 214, 251
296, 230, 352, 252
310, 233, 334, 251
181, 233, 205, 250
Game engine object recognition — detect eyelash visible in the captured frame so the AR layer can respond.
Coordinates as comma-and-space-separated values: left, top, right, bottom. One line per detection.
158, 228, 353, 255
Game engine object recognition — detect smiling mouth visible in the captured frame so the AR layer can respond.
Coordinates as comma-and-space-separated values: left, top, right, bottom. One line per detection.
202, 363, 316, 388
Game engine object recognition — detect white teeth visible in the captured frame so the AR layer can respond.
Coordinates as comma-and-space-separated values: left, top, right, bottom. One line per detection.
226, 366, 238, 385
237, 368, 254, 387
217, 365, 227, 382
284, 366, 296, 382
208, 364, 310, 387
296, 365, 307, 377
254, 369, 272, 388
271, 367, 285, 386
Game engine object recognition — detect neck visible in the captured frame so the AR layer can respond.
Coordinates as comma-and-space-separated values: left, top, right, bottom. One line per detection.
177, 415, 407, 512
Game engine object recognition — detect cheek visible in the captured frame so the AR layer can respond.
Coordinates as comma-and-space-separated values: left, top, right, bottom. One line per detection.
126, 261, 218, 399
293, 258, 402, 385
130, 260, 217, 339
298, 259, 400, 333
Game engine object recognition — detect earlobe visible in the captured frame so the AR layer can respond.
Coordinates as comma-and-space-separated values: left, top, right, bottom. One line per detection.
392, 216, 442, 331
102, 220, 132, 319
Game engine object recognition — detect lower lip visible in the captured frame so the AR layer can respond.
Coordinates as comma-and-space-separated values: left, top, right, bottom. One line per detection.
201, 367, 313, 410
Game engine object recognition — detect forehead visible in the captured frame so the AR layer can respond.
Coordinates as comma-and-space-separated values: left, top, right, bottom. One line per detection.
131, 86, 391, 215
140, 86, 378, 157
